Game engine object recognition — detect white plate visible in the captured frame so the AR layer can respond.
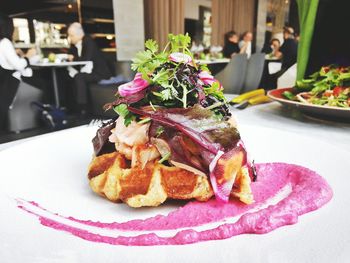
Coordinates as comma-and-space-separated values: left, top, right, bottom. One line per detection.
0, 125, 349, 263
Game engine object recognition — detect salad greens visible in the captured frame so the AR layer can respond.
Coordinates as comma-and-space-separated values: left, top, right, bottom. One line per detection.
108, 34, 230, 126
283, 65, 350, 108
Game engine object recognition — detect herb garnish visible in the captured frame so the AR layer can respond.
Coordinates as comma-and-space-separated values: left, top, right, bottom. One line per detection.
110, 34, 231, 125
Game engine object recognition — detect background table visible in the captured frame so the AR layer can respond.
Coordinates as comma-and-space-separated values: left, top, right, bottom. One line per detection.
31, 61, 91, 107
196, 58, 230, 75
196, 58, 230, 65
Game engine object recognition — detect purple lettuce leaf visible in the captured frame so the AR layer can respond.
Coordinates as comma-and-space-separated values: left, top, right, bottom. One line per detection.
92, 120, 116, 156
103, 90, 146, 112
128, 104, 240, 155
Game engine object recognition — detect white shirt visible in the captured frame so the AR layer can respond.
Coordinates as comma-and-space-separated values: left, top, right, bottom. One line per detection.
75, 40, 83, 57
239, 40, 252, 59
68, 39, 93, 78
0, 38, 32, 79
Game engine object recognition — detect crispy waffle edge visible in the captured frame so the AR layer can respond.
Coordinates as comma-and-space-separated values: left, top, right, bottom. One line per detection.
88, 151, 253, 207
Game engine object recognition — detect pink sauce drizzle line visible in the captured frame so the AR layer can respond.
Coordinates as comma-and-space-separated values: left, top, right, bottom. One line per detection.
18, 163, 289, 231
16, 163, 333, 246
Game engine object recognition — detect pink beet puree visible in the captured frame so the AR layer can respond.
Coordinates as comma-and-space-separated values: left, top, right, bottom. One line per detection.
17, 163, 333, 246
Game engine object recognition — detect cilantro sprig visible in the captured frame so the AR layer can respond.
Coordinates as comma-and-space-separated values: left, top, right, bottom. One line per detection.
131, 34, 203, 109
113, 104, 135, 126
131, 34, 195, 79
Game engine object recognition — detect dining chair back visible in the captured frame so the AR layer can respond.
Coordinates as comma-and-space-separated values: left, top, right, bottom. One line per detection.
115, 60, 136, 80
241, 53, 266, 93
8, 82, 43, 132
277, 63, 297, 88
215, 54, 248, 94
89, 84, 121, 118
89, 61, 134, 118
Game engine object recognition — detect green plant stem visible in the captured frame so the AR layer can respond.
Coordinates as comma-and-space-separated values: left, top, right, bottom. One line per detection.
206, 101, 224, 110
162, 42, 170, 53
158, 152, 171, 164
182, 84, 187, 108
149, 100, 157, 111
138, 117, 151, 124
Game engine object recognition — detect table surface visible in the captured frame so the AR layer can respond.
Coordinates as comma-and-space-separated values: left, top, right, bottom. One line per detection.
196, 58, 230, 64
31, 61, 91, 67
1, 100, 350, 263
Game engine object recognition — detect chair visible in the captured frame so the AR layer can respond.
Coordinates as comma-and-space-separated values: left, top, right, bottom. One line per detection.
89, 84, 120, 118
215, 54, 248, 94
277, 63, 297, 88
89, 61, 135, 118
241, 53, 266, 93
7, 82, 43, 132
115, 60, 136, 80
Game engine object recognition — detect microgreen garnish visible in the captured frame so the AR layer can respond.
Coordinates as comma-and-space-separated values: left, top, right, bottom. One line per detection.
204, 82, 226, 101
155, 126, 164, 137
109, 34, 231, 122
113, 104, 136, 126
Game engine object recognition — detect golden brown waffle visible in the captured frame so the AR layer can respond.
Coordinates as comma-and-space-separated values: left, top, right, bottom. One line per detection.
87, 150, 253, 208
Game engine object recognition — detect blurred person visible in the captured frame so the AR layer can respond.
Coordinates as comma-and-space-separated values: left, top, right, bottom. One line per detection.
279, 26, 298, 70
261, 30, 273, 54
267, 27, 298, 89
67, 22, 112, 114
223, 30, 240, 58
239, 31, 253, 58
0, 15, 42, 130
262, 38, 282, 58
190, 37, 204, 59
269, 38, 282, 59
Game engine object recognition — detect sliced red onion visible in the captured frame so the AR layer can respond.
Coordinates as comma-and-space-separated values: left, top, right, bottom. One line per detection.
169, 52, 192, 64
209, 150, 224, 173
199, 71, 215, 86
209, 145, 246, 202
198, 70, 223, 90
103, 90, 146, 112
118, 73, 149, 97
208, 150, 226, 201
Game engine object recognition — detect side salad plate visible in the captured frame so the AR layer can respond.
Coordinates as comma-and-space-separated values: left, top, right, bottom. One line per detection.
268, 87, 350, 121
268, 66, 350, 121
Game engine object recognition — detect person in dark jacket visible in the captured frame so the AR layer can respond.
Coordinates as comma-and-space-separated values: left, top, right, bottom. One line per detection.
280, 26, 298, 70
223, 31, 240, 58
67, 22, 112, 114
266, 27, 298, 89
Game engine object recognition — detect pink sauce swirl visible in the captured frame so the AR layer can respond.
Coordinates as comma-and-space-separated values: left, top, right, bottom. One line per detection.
16, 163, 333, 246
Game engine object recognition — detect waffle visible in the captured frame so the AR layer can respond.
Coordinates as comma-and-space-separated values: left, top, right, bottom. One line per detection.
87, 149, 253, 208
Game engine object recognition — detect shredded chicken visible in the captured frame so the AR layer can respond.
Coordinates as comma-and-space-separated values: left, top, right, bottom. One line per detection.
109, 117, 150, 147
109, 117, 151, 160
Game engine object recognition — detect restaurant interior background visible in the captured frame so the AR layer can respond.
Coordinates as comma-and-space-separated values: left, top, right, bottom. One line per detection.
0, 0, 348, 143
0, 0, 296, 62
